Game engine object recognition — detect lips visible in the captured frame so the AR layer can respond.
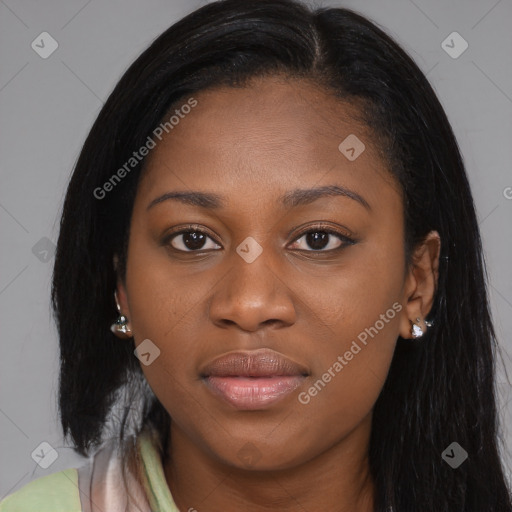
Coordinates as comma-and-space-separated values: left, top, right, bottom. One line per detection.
200, 349, 309, 410
200, 348, 309, 378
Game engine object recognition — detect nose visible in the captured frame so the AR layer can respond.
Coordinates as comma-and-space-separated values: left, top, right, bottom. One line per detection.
208, 248, 297, 332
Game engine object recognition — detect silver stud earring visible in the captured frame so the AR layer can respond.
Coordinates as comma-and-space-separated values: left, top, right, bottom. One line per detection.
110, 291, 132, 339
411, 317, 424, 339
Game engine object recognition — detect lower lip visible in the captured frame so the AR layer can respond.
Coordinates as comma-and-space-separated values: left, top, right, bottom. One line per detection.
203, 375, 306, 410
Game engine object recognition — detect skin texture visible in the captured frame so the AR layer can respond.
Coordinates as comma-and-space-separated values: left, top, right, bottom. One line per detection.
115, 75, 441, 512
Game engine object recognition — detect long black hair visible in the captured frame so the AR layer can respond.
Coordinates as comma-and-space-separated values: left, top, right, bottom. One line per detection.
51, 0, 512, 509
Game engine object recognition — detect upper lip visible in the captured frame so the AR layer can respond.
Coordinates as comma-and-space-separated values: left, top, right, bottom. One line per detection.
200, 348, 309, 378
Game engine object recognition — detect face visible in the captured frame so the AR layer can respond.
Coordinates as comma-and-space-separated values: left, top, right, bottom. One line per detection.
116, 76, 430, 470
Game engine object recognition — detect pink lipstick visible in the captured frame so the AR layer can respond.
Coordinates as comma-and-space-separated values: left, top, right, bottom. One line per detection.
200, 349, 308, 410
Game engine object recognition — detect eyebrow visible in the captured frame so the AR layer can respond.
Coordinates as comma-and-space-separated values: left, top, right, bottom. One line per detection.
147, 184, 371, 211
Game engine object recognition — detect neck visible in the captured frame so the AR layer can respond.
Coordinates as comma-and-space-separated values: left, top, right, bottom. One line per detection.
164, 414, 375, 512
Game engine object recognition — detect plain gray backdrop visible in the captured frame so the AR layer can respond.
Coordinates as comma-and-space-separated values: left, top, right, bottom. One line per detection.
1, 0, 511, 498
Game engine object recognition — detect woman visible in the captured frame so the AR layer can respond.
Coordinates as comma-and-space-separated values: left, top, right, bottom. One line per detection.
1, 0, 510, 510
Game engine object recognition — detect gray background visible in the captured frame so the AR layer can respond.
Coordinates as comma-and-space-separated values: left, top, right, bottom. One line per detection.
1, 0, 511, 497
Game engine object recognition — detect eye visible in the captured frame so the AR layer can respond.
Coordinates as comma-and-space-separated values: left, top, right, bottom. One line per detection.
165, 227, 222, 252
163, 224, 355, 253
288, 225, 355, 252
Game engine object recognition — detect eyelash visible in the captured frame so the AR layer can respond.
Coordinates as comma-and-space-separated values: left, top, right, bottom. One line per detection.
292, 224, 356, 251
162, 223, 356, 253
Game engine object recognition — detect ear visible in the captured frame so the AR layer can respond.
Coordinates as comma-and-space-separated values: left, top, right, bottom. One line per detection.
113, 254, 131, 318
398, 231, 441, 339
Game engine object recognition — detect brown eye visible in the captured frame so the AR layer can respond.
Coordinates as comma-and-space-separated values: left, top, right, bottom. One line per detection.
167, 229, 221, 252
289, 226, 355, 252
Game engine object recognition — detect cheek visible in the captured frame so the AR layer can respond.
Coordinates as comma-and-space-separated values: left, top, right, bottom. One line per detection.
293, 291, 401, 454
292, 228, 406, 346
298, 313, 399, 416
123, 251, 210, 424
292, 232, 405, 417
124, 223, 209, 336
123, 231, 215, 387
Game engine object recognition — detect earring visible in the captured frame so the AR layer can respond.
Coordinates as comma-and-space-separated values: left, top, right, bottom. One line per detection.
411, 317, 424, 339
110, 291, 133, 338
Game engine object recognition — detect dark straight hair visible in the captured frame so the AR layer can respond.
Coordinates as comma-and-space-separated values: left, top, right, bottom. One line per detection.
51, 0, 512, 510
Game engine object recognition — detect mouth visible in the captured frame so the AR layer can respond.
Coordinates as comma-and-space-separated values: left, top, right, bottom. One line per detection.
200, 349, 309, 410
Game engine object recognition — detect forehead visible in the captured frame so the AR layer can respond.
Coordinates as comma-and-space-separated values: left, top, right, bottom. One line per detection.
138, 76, 399, 210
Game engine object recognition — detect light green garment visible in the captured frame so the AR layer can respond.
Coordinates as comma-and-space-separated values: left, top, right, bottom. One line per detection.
0, 469, 82, 511
0, 428, 180, 511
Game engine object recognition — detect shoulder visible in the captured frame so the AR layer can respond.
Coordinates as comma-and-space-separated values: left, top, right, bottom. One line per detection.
0, 468, 82, 511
